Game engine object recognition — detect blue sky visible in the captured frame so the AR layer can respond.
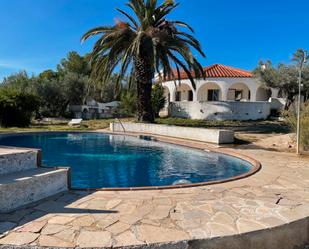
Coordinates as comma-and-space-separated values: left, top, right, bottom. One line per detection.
0, 0, 308, 80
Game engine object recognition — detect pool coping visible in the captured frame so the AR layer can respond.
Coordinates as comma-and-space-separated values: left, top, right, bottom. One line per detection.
0, 216, 308, 249
0, 130, 261, 191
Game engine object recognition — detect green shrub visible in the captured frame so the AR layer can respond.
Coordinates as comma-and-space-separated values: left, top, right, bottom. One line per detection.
151, 84, 166, 118
156, 117, 241, 128
0, 89, 40, 127
283, 102, 309, 150
118, 91, 137, 115
118, 84, 166, 118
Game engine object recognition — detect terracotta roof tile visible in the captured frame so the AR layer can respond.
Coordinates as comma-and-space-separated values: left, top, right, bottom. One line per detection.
163, 64, 253, 81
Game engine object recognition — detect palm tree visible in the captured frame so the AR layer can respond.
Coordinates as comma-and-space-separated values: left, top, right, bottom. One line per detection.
82, 0, 205, 123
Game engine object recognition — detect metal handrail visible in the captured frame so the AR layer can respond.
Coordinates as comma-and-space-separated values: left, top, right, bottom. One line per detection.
115, 112, 125, 132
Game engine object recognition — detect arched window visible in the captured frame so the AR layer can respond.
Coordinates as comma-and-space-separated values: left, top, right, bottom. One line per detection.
174, 83, 194, 102
227, 83, 250, 101
197, 82, 222, 101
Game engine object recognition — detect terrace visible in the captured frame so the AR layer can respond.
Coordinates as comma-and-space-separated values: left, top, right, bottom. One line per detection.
0, 127, 308, 249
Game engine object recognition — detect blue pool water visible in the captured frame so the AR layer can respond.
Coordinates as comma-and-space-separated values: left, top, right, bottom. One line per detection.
0, 132, 253, 188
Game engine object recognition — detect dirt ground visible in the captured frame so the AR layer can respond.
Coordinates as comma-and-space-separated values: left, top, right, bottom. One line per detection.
212, 120, 304, 154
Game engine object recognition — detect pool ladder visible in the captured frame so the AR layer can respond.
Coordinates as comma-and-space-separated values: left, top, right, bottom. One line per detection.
115, 114, 126, 132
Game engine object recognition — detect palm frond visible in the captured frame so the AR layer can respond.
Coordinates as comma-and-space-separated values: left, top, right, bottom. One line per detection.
116, 8, 139, 29
167, 51, 197, 89
153, 2, 179, 26
126, 0, 145, 25
82, 0, 206, 119
81, 26, 115, 42
171, 21, 194, 33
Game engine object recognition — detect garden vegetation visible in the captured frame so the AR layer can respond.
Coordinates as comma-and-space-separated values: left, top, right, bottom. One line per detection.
284, 103, 309, 150
0, 89, 40, 127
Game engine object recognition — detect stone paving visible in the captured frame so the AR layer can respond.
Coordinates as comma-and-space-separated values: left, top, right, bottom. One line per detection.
0, 145, 309, 248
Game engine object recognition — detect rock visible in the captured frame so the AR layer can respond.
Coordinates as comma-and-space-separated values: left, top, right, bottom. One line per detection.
0, 232, 39, 245
70, 215, 95, 227
54, 229, 76, 243
41, 224, 68, 235
39, 235, 74, 247
211, 212, 234, 225
105, 221, 130, 235
148, 205, 172, 220
207, 222, 237, 237
236, 218, 265, 234
106, 199, 122, 209
17, 220, 47, 233
48, 216, 76, 225
76, 230, 112, 248
96, 218, 118, 229
136, 224, 189, 243
114, 230, 143, 247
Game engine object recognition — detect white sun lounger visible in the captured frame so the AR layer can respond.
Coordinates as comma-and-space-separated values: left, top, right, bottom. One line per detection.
68, 119, 83, 126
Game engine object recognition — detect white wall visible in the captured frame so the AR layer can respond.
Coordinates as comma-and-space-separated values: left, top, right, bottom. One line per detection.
170, 101, 271, 120
269, 98, 286, 111
110, 122, 234, 144
162, 77, 269, 102
197, 82, 222, 101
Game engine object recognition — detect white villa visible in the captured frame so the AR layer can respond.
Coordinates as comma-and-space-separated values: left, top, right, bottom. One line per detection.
160, 64, 284, 120
68, 99, 120, 120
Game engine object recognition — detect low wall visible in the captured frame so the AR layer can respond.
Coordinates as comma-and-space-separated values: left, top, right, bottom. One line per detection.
0, 148, 38, 175
0, 168, 69, 213
0, 145, 70, 213
269, 97, 286, 111
170, 101, 271, 120
110, 122, 234, 144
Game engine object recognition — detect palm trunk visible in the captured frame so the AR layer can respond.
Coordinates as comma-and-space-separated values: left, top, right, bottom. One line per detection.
134, 56, 154, 123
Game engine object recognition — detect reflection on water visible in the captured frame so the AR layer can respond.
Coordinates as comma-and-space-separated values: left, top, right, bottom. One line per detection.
0, 133, 252, 188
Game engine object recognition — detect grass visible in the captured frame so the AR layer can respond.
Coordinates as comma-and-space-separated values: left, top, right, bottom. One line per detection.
0, 117, 239, 133
156, 117, 242, 128
0, 117, 290, 143
0, 118, 134, 133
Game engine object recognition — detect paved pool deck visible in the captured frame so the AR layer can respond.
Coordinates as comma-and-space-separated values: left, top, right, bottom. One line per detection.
0, 135, 309, 249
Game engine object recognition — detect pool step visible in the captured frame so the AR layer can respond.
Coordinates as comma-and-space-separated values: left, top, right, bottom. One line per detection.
0, 167, 69, 213
0, 147, 40, 176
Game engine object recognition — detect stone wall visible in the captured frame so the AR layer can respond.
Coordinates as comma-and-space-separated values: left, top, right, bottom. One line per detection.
0, 145, 69, 213
110, 122, 234, 144
0, 148, 38, 175
169, 101, 271, 120
0, 167, 69, 213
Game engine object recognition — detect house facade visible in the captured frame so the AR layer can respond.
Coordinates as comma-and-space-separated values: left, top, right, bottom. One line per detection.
68, 99, 120, 120
160, 64, 284, 120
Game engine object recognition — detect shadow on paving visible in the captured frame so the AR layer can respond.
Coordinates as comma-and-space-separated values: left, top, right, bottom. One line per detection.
0, 191, 117, 234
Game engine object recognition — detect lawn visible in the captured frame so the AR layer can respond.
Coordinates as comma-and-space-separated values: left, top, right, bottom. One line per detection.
0, 117, 290, 136
156, 117, 290, 134
0, 118, 134, 133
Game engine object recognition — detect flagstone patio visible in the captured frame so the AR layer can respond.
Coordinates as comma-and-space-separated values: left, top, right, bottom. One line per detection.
0, 145, 309, 248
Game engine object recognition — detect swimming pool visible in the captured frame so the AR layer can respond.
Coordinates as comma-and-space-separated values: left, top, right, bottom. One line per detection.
0, 132, 255, 189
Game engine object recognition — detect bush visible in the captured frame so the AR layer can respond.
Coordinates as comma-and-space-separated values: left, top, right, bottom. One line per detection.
0, 89, 40, 127
156, 117, 241, 127
283, 102, 309, 150
151, 84, 166, 118
118, 85, 166, 118
118, 91, 137, 115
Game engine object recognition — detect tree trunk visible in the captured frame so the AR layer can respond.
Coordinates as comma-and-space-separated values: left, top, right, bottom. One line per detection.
285, 94, 295, 110
134, 56, 154, 123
